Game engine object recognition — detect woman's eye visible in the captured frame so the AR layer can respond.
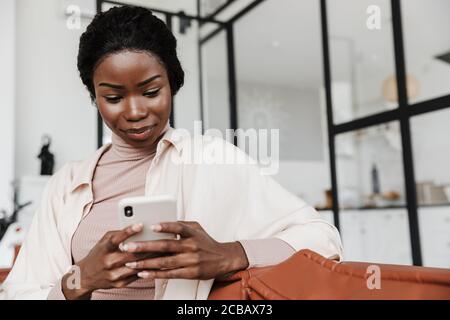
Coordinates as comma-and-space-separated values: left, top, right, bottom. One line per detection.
105, 96, 122, 103
144, 89, 160, 98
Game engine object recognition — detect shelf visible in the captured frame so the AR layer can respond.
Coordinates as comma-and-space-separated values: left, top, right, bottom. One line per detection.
316, 203, 450, 212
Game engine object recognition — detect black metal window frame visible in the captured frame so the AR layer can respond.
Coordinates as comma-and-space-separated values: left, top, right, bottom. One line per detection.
95, 0, 450, 266
321, 0, 450, 266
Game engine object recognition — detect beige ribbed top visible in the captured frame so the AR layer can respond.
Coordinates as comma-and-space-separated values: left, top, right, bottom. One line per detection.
71, 132, 158, 300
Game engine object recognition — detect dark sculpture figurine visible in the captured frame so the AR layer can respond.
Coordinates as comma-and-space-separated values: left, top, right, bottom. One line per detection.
37, 135, 55, 176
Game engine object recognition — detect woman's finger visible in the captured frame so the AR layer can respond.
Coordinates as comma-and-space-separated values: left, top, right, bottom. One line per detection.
178, 221, 203, 231
137, 267, 198, 280
108, 266, 140, 282
154, 222, 196, 238
122, 239, 184, 254
112, 275, 141, 289
103, 251, 141, 270
125, 253, 197, 270
109, 223, 143, 248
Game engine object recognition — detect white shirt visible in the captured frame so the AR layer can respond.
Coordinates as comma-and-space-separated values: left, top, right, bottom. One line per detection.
1, 127, 343, 300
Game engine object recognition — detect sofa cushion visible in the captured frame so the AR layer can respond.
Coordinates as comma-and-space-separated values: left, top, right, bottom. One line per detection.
209, 249, 450, 300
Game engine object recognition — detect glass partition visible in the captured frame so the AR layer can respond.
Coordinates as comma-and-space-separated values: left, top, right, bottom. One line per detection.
328, 0, 397, 123
402, 0, 450, 103
233, 0, 331, 208
411, 108, 450, 268
336, 122, 405, 209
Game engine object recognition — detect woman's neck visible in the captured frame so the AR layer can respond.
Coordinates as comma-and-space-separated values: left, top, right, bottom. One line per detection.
110, 121, 170, 160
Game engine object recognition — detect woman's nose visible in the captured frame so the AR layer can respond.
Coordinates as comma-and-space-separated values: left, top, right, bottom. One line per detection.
123, 96, 148, 122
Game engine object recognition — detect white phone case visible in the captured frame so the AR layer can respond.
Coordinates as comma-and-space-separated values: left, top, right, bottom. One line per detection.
118, 195, 178, 244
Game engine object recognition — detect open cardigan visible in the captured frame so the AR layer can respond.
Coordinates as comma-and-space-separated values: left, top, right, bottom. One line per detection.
1, 127, 343, 300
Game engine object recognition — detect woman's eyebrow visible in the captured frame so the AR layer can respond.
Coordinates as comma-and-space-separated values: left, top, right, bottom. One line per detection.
98, 82, 125, 90
137, 75, 161, 87
98, 75, 161, 90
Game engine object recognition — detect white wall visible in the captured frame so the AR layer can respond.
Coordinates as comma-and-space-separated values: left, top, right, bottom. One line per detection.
15, 0, 97, 180
14, 0, 203, 181
0, 0, 16, 213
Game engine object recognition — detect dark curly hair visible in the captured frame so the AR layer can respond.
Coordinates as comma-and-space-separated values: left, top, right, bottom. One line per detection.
77, 5, 184, 101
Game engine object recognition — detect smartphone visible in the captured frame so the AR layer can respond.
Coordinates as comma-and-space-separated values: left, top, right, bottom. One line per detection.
118, 195, 178, 244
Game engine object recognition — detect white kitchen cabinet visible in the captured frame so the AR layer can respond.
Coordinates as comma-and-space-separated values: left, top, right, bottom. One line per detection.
419, 207, 450, 268
340, 209, 412, 265
321, 207, 449, 267
340, 211, 366, 262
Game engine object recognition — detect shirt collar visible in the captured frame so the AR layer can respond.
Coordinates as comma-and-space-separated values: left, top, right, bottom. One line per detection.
69, 126, 182, 193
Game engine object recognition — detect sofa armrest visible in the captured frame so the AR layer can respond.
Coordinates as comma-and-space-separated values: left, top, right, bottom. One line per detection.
0, 269, 11, 284
0, 245, 21, 285
209, 249, 450, 300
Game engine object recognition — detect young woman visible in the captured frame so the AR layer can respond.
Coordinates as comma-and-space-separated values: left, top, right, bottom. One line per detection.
2, 5, 343, 300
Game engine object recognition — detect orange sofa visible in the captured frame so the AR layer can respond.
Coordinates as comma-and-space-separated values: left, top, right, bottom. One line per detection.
0, 246, 20, 284
1, 248, 450, 299
209, 249, 450, 300
0, 269, 9, 285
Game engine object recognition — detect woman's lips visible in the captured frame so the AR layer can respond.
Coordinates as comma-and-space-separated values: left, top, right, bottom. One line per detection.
122, 125, 156, 141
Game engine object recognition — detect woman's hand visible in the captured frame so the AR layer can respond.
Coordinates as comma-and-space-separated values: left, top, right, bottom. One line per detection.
122, 221, 249, 280
61, 223, 144, 300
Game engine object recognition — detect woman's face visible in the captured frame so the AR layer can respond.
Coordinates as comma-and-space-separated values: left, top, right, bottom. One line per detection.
93, 50, 172, 148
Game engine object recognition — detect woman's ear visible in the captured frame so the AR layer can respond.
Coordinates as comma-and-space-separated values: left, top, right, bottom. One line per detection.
91, 96, 98, 108
90, 89, 97, 107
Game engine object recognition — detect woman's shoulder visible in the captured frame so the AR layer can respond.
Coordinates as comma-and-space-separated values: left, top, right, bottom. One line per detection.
46, 144, 110, 193
175, 131, 254, 166
173, 130, 278, 176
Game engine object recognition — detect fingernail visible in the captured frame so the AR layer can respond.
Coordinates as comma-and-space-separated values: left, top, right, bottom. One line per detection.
132, 223, 143, 232
122, 244, 128, 251
138, 271, 149, 279
125, 243, 137, 252
151, 224, 162, 232
126, 262, 137, 268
